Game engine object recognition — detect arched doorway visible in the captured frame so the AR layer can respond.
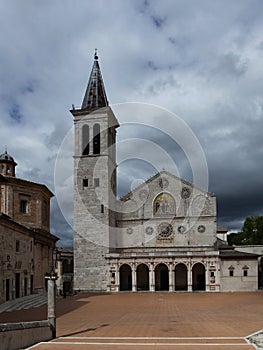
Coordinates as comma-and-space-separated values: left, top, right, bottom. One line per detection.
175, 263, 187, 291
155, 263, 169, 291
120, 264, 132, 291
192, 263, 206, 291
137, 264, 149, 291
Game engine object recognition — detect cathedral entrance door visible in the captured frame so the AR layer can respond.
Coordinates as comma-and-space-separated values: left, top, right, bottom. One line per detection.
136, 264, 149, 291
161, 270, 169, 290
155, 263, 169, 291
120, 264, 132, 291
175, 263, 187, 291
192, 263, 206, 291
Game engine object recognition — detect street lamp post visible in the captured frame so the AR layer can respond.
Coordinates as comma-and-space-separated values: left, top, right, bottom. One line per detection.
45, 248, 58, 338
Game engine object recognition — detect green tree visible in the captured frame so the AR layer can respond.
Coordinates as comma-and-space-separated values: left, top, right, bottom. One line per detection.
227, 216, 263, 245
227, 231, 244, 245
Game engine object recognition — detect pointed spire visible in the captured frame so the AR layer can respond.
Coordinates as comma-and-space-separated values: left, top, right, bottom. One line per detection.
81, 49, 109, 110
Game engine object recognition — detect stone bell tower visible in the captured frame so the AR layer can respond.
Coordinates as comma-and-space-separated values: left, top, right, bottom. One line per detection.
71, 50, 119, 291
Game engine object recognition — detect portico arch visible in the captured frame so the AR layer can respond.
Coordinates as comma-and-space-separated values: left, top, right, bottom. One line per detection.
120, 264, 132, 291
136, 264, 149, 291
192, 263, 206, 291
155, 263, 169, 291
175, 263, 187, 291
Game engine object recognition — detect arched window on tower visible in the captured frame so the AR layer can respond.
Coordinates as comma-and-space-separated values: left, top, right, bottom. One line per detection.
93, 123, 100, 154
82, 125, 89, 155
153, 192, 176, 216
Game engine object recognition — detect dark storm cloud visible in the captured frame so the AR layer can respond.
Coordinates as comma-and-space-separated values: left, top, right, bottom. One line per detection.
22, 167, 42, 183
50, 199, 73, 247
117, 123, 192, 185
151, 15, 167, 29
9, 103, 23, 123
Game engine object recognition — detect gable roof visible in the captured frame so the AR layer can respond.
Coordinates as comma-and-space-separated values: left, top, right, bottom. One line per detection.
120, 170, 213, 201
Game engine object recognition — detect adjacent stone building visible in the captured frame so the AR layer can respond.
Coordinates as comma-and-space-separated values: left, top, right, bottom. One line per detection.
55, 247, 73, 296
72, 52, 259, 293
0, 150, 58, 303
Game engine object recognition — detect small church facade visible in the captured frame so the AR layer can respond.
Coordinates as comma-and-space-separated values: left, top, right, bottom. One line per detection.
0, 150, 58, 302
72, 52, 259, 293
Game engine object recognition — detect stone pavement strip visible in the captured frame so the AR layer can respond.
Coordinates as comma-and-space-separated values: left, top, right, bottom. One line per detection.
26, 337, 254, 350
2, 292, 263, 350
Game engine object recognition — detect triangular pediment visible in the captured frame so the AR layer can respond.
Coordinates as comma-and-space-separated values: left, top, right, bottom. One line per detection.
120, 170, 212, 202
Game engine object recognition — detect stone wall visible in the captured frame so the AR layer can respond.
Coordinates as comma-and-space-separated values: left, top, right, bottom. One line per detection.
0, 217, 34, 303
0, 320, 52, 350
220, 258, 258, 291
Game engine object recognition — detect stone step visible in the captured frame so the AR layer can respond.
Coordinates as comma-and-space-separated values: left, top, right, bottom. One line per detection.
0, 293, 47, 313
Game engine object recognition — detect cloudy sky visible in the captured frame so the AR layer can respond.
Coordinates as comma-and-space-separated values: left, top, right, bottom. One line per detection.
1, 0, 263, 246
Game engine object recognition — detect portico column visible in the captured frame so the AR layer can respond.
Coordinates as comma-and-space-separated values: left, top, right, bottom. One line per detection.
187, 262, 192, 292
215, 260, 220, 291
89, 127, 93, 154
116, 265, 120, 292
107, 266, 111, 292
169, 263, 174, 292
205, 264, 210, 292
132, 266, 137, 292
149, 263, 155, 292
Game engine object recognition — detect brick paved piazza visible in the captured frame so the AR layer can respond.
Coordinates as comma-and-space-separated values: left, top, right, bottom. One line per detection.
8, 292, 263, 349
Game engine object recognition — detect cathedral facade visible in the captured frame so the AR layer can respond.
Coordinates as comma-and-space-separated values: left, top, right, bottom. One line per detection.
72, 52, 258, 293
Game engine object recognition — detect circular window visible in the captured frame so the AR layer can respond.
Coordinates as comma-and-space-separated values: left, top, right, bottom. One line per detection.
158, 222, 173, 238
126, 227, 133, 234
181, 187, 191, 199
145, 226, 154, 235
198, 225, 206, 233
